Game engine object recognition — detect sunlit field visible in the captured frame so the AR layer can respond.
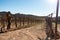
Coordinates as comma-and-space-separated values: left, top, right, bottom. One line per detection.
0, 19, 47, 40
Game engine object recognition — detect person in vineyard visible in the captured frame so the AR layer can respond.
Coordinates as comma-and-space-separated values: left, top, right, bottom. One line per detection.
6, 11, 11, 30
45, 14, 54, 40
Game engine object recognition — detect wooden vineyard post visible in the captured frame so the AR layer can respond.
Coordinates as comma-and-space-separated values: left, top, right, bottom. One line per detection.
36, 19, 37, 23
32, 18, 34, 25
36, 20, 38, 23
31, 18, 32, 25
22, 17, 24, 26
31, 19, 33, 25
19, 17, 21, 26
34, 18, 35, 24
29, 17, 30, 25
55, 0, 59, 40
28, 17, 29, 26
34, 18, 36, 24
33, 18, 35, 24
35, 19, 36, 24
14, 15, 17, 28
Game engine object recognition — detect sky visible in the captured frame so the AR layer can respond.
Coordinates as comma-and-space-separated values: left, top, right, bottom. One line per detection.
0, 0, 60, 16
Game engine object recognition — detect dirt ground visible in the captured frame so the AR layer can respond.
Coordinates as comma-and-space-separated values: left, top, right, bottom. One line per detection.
0, 23, 60, 40
0, 23, 47, 40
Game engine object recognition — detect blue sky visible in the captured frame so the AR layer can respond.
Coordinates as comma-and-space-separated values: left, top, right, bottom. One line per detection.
0, 0, 60, 16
